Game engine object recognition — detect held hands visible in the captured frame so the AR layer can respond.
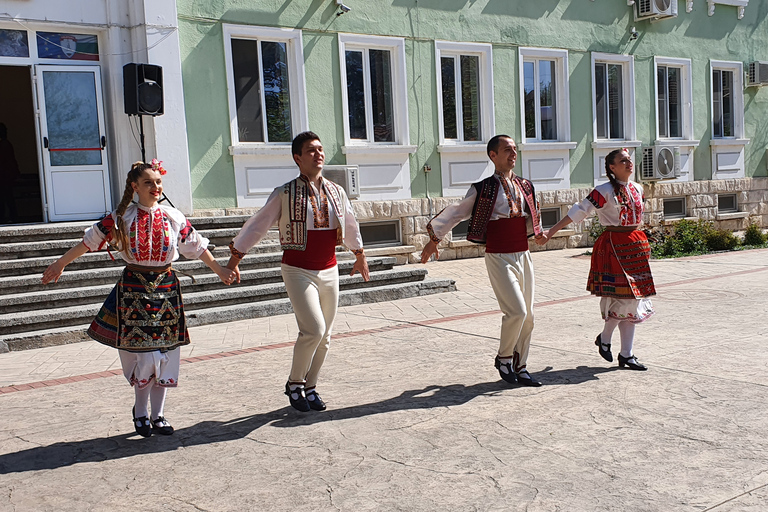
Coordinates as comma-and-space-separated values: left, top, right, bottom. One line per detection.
41, 261, 66, 285
420, 239, 439, 264
216, 264, 238, 286
350, 254, 370, 282
534, 231, 550, 246
225, 257, 242, 284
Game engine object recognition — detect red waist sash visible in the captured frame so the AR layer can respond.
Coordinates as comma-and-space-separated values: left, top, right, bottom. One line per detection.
282, 229, 338, 270
485, 217, 529, 254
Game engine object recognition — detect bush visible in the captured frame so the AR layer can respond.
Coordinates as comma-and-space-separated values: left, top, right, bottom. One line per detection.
743, 223, 767, 246
649, 219, 714, 258
705, 229, 740, 251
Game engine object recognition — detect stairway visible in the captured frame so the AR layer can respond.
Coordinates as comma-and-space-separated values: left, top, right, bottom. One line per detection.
0, 216, 456, 353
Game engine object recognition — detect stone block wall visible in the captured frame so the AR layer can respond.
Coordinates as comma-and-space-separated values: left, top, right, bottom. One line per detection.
194, 177, 768, 263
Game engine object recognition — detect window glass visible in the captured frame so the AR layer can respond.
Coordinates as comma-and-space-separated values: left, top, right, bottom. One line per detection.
539, 60, 557, 140
721, 70, 733, 137
37, 32, 98, 61
717, 194, 737, 212
261, 41, 292, 143
345, 50, 367, 140
231, 39, 264, 142
460, 55, 481, 142
595, 63, 607, 139
608, 64, 623, 139
657, 66, 668, 138
0, 29, 29, 57
441, 57, 458, 139
523, 61, 536, 139
663, 198, 686, 218
369, 49, 394, 142
668, 67, 681, 138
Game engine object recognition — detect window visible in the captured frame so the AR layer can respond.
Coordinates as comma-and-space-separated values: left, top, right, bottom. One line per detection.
717, 194, 738, 213
339, 34, 409, 146
452, 220, 470, 240
663, 198, 686, 218
595, 62, 623, 139
360, 221, 401, 247
654, 57, 693, 142
591, 53, 638, 154
223, 25, 307, 147
710, 61, 745, 140
0, 29, 29, 58
519, 48, 571, 144
541, 208, 561, 230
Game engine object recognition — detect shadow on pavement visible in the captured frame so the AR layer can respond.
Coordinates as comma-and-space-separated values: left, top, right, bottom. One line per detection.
0, 366, 613, 473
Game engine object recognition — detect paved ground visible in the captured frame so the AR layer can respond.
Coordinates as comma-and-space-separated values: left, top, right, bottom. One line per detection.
1, 247, 767, 511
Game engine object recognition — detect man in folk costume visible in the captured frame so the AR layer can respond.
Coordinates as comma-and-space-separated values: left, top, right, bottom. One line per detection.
420, 135, 545, 386
227, 131, 369, 412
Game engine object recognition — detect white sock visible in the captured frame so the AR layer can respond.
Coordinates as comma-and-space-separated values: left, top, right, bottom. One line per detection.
516, 369, 531, 379
150, 386, 167, 420
498, 357, 513, 374
134, 384, 151, 418
601, 318, 621, 347
618, 321, 636, 358
288, 384, 304, 400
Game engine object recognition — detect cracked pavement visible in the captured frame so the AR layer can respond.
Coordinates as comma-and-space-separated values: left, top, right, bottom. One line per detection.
1, 248, 768, 511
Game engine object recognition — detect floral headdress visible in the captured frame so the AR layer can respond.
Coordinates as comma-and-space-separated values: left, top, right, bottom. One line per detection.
150, 158, 167, 175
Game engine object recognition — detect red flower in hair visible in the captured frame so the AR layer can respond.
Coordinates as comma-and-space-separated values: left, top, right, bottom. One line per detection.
150, 158, 167, 176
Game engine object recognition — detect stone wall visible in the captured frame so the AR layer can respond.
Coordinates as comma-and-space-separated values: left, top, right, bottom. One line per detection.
194, 177, 768, 263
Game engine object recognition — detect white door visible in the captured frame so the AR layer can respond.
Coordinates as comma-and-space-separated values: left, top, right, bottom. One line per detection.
35, 65, 111, 221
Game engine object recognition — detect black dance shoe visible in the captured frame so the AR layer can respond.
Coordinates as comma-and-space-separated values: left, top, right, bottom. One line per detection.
285, 382, 310, 412
494, 355, 517, 384
132, 406, 152, 438
152, 416, 174, 435
595, 334, 613, 362
618, 354, 647, 371
515, 369, 542, 387
305, 388, 327, 411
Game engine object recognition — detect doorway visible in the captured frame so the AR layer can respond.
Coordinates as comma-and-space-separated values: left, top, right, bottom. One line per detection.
0, 65, 43, 224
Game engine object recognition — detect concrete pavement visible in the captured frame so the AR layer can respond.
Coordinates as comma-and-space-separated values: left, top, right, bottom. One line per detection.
1, 247, 767, 511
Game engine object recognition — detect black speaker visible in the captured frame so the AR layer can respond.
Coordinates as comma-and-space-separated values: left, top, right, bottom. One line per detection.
123, 63, 164, 116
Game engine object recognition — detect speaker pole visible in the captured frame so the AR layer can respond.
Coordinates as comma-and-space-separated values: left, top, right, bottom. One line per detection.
138, 114, 146, 163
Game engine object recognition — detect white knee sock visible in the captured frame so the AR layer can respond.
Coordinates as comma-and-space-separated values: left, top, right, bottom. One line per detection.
134, 384, 152, 418
618, 321, 636, 358
601, 318, 621, 347
150, 386, 167, 420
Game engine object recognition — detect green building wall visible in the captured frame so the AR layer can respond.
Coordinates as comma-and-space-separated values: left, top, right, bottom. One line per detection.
177, 0, 768, 210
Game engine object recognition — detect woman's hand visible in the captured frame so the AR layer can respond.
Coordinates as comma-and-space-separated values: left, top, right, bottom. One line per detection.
42, 261, 66, 284
217, 266, 237, 285
534, 231, 550, 246
420, 239, 439, 263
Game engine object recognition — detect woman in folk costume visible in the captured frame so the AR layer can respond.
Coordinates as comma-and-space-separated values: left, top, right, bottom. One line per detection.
42, 160, 236, 436
537, 148, 655, 370
226, 131, 369, 412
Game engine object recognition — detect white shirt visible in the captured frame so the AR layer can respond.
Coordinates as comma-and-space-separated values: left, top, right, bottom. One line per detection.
567, 181, 645, 227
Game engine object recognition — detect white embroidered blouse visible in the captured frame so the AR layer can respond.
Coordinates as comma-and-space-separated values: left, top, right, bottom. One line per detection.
567, 180, 645, 227
232, 178, 364, 255
82, 203, 209, 265
427, 173, 530, 241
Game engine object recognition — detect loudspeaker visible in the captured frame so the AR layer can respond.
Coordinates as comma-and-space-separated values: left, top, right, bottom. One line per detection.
123, 63, 164, 116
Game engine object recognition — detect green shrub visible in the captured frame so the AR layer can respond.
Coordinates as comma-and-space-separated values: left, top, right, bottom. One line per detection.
705, 229, 740, 251
649, 219, 713, 258
743, 223, 767, 246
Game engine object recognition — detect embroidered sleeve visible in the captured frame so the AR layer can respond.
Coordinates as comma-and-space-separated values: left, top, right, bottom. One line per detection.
427, 187, 476, 242
176, 216, 209, 259
82, 213, 115, 252
232, 187, 282, 255
341, 191, 364, 253
229, 241, 246, 259
567, 188, 601, 225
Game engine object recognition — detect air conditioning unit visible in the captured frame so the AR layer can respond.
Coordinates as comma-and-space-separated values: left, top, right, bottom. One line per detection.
747, 61, 768, 87
323, 165, 360, 199
635, 0, 678, 20
641, 145, 681, 180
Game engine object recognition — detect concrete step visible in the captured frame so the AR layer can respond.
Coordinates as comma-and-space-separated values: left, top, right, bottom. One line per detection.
0, 277, 456, 353
0, 257, 399, 311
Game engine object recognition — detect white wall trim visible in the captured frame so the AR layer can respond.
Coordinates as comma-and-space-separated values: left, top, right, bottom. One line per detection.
654, 56, 694, 143
590, 52, 637, 144
709, 59, 745, 140
518, 47, 571, 144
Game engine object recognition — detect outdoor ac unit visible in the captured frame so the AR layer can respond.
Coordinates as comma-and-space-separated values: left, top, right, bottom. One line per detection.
635, 0, 678, 20
747, 61, 768, 87
323, 165, 360, 199
641, 145, 681, 180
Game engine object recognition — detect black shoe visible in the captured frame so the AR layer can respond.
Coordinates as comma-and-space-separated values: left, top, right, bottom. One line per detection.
152, 416, 174, 435
132, 406, 151, 437
285, 382, 310, 412
595, 334, 613, 362
305, 387, 327, 411
618, 354, 647, 371
494, 355, 517, 384
515, 369, 542, 387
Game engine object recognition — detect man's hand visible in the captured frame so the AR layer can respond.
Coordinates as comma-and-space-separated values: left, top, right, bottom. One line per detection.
350, 254, 370, 282
420, 239, 439, 263
534, 232, 549, 246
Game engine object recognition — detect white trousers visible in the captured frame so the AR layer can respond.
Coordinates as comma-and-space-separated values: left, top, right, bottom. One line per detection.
484, 251, 535, 372
282, 263, 339, 388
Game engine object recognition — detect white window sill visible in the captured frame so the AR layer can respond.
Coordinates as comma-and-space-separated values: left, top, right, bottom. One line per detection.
662, 216, 697, 225
709, 138, 750, 146
342, 144, 418, 155
591, 140, 642, 150
229, 145, 291, 156
654, 139, 701, 148
437, 143, 487, 154
716, 211, 749, 220
520, 141, 578, 152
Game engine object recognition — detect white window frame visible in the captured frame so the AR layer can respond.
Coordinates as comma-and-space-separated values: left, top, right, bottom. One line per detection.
590, 53, 639, 148
338, 33, 411, 150
434, 41, 495, 147
518, 47, 572, 146
222, 24, 308, 154
654, 56, 696, 145
710, 60, 746, 141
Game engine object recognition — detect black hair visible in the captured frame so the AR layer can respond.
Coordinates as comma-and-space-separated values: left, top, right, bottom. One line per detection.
604, 148, 625, 199
486, 134, 513, 157
0, 123, 6, 140
291, 131, 321, 156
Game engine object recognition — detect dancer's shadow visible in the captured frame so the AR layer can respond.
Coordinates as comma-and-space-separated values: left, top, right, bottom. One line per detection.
0, 365, 613, 474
